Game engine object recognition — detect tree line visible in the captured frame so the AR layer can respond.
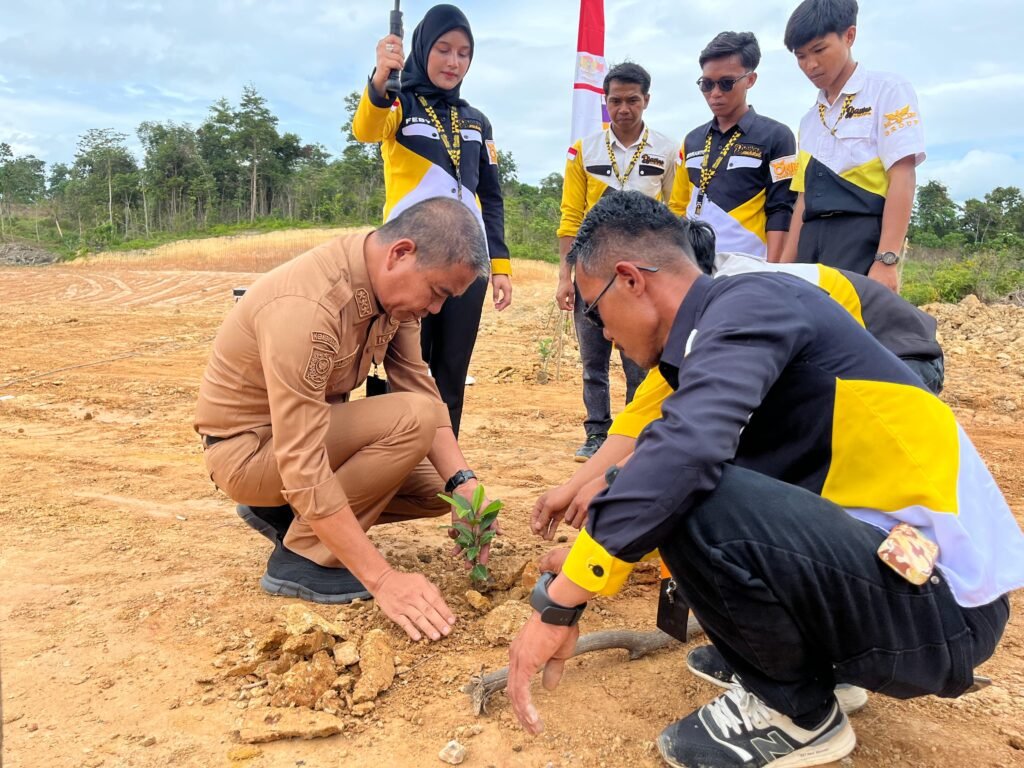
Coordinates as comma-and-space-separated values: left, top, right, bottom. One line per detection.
0, 84, 1019, 264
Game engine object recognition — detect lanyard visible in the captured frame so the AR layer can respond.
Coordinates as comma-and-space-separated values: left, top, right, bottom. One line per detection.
605, 127, 649, 189
694, 127, 743, 216
418, 95, 462, 199
817, 94, 856, 137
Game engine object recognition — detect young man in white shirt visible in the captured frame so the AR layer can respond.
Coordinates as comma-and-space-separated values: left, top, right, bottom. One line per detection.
779, 0, 925, 292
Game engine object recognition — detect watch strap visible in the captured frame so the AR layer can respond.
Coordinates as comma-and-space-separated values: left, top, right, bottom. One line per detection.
530, 571, 587, 626
444, 469, 476, 494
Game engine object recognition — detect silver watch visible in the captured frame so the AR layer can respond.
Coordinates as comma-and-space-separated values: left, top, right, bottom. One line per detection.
874, 251, 899, 266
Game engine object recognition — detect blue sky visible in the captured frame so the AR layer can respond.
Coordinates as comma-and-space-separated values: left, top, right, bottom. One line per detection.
2, 0, 1022, 202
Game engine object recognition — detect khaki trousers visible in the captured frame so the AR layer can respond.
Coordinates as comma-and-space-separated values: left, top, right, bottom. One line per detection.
204, 392, 449, 567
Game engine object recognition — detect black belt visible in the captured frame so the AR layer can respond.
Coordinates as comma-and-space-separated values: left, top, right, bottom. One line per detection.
201, 434, 228, 449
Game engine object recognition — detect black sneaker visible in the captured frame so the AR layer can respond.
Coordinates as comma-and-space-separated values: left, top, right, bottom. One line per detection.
686, 645, 869, 716
260, 539, 372, 604
236, 504, 293, 542
574, 433, 606, 463
658, 683, 856, 768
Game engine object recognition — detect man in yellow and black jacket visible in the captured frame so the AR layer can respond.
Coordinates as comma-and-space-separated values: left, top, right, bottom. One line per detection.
509, 193, 1022, 768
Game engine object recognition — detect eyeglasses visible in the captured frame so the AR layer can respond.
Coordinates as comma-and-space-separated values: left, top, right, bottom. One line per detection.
696, 72, 753, 93
581, 265, 660, 329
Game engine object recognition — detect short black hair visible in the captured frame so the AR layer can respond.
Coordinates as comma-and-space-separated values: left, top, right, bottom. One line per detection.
377, 197, 489, 277
604, 61, 651, 95
567, 191, 697, 274
687, 220, 717, 275
784, 0, 858, 52
699, 31, 761, 70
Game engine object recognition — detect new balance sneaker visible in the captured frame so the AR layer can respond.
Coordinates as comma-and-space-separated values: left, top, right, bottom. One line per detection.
236, 504, 293, 542
260, 538, 372, 604
658, 682, 856, 768
686, 645, 869, 716
574, 433, 606, 462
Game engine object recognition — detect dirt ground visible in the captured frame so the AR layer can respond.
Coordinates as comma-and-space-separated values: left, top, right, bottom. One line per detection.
1, 244, 1023, 768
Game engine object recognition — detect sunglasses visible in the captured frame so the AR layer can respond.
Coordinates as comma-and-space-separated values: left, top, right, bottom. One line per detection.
696, 72, 753, 93
581, 265, 660, 328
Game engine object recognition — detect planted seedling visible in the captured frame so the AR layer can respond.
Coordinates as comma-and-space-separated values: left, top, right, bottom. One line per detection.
439, 483, 503, 588
537, 337, 554, 384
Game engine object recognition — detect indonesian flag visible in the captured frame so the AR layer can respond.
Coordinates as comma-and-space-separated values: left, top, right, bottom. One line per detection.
569, 0, 608, 147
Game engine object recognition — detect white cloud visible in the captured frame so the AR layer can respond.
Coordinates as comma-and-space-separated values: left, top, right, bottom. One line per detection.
0, 0, 1021, 200
920, 150, 1024, 202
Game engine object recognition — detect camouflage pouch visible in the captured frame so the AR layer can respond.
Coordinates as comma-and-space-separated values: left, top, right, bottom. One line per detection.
877, 522, 939, 586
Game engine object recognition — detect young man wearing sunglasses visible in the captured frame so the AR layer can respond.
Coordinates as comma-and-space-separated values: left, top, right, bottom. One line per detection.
669, 31, 797, 262
556, 61, 677, 462
778, 0, 925, 293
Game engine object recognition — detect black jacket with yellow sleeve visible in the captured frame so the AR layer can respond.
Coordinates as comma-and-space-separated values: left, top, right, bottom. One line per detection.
352, 83, 510, 276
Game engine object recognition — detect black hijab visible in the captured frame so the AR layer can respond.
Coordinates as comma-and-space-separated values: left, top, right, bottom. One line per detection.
400, 4, 474, 106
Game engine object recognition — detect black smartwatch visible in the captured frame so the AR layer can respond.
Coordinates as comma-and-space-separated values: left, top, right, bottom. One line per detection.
444, 469, 477, 494
529, 571, 587, 626
874, 251, 900, 266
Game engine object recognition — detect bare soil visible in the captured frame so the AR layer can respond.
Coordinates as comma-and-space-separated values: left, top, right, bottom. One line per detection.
1, 256, 1023, 768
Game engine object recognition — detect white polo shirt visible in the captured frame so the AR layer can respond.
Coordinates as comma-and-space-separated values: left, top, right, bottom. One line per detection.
792, 65, 926, 219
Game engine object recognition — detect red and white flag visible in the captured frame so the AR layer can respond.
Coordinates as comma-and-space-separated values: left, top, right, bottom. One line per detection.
569, 0, 608, 147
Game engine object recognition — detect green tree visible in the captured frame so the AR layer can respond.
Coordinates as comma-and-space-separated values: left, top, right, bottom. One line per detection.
235, 85, 280, 221
911, 180, 958, 240
76, 129, 131, 228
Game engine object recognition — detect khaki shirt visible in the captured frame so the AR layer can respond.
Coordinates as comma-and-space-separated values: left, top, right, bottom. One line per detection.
194, 232, 449, 520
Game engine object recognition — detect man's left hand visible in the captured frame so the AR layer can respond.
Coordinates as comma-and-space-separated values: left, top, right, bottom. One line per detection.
492, 274, 512, 311
868, 261, 900, 293
508, 612, 579, 735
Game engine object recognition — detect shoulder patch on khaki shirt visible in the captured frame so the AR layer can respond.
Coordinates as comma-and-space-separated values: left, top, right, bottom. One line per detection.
311, 331, 339, 352
304, 348, 334, 389
355, 289, 374, 319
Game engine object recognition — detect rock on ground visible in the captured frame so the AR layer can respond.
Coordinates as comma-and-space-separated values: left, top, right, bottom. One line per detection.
236, 707, 343, 743
351, 629, 395, 704
278, 604, 350, 638
481, 600, 533, 646
269, 650, 337, 708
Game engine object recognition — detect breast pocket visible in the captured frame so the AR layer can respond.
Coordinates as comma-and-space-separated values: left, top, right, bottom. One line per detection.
727, 155, 763, 171
327, 348, 359, 389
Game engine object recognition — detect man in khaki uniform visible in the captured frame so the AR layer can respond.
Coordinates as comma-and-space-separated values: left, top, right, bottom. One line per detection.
195, 197, 492, 643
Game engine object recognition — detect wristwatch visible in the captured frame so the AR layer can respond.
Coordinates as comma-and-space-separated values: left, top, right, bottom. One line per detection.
529, 571, 588, 626
444, 469, 476, 494
874, 251, 900, 266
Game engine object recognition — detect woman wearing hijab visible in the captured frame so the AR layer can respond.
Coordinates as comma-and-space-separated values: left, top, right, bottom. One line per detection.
353, 4, 511, 438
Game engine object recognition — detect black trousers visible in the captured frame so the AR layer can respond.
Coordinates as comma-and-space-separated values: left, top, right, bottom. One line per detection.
661, 465, 1010, 721
797, 214, 882, 275
420, 275, 488, 438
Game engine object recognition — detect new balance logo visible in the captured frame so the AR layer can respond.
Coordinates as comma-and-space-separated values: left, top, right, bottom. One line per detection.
751, 731, 795, 761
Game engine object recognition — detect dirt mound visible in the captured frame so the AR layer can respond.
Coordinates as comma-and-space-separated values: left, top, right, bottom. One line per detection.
927, 294, 1024, 360
0, 240, 61, 266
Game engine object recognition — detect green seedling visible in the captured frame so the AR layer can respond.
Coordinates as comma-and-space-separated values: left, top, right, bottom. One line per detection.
438, 483, 503, 588
537, 337, 554, 384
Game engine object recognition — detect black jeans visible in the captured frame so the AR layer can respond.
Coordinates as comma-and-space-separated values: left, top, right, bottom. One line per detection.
902, 355, 945, 395
661, 465, 1010, 721
572, 285, 646, 437
420, 275, 488, 438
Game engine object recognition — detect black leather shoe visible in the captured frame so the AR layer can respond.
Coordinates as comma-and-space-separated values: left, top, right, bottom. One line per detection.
236, 504, 293, 542
260, 539, 372, 604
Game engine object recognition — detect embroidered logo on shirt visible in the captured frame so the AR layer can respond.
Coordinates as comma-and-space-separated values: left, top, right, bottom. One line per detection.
486, 139, 499, 165
883, 105, 919, 136
733, 144, 763, 160
849, 106, 873, 118
303, 348, 333, 389
641, 153, 666, 167
375, 330, 397, 345
770, 154, 799, 183
311, 331, 339, 353
355, 288, 374, 319
567, 146, 579, 163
